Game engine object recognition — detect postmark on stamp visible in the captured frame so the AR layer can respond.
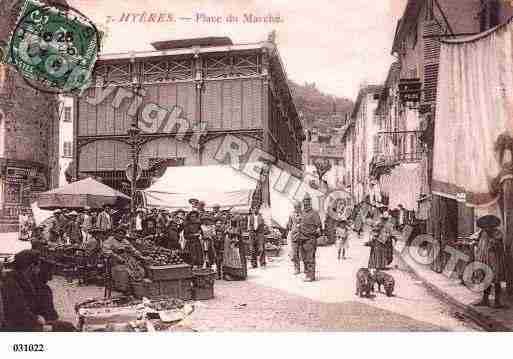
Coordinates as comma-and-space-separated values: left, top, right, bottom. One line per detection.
5, 0, 101, 94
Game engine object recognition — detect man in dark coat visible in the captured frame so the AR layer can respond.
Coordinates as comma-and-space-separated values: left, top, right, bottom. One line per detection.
287, 201, 302, 274
0, 250, 75, 331
1, 250, 44, 331
248, 206, 266, 268
298, 194, 322, 282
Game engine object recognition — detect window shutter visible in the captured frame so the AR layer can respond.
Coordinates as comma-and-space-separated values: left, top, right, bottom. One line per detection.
423, 21, 442, 105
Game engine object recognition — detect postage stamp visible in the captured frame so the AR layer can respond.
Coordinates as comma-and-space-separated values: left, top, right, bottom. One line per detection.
5, 0, 101, 93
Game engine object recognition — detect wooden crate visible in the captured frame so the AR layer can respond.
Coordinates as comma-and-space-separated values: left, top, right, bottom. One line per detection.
132, 278, 160, 299
133, 278, 193, 300
159, 278, 193, 300
145, 263, 192, 281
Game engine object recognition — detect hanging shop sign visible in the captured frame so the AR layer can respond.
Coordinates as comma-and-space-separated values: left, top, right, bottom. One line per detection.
399, 78, 422, 103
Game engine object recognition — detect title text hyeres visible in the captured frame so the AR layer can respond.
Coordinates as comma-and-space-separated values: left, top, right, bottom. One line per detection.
106, 12, 175, 23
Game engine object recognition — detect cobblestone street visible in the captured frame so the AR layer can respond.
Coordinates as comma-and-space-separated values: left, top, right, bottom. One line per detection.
13, 230, 480, 331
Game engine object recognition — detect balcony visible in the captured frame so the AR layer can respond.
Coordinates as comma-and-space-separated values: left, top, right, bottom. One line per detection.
370, 130, 424, 177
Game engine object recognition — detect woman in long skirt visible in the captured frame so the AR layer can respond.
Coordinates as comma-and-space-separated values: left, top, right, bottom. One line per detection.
223, 216, 247, 280
367, 222, 389, 270
183, 211, 204, 268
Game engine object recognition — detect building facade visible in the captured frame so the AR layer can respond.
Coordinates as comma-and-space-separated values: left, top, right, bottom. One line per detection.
342, 85, 383, 204
373, 0, 513, 272
58, 96, 74, 186
0, 1, 62, 232
74, 37, 303, 195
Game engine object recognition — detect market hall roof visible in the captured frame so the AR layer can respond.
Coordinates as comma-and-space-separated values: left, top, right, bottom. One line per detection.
96, 38, 302, 135
151, 37, 233, 50
98, 41, 273, 61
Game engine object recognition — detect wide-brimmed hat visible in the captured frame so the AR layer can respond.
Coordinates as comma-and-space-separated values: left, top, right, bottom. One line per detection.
477, 215, 501, 229
212, 204, 220, 209
67, 211, 78, 216
188, 198, 199, 205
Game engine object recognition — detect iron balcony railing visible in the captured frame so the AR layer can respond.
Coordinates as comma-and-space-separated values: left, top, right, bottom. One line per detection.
372, 130, 424, 168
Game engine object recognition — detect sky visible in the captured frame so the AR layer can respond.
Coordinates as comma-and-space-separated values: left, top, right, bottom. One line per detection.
70, 0, 408, 100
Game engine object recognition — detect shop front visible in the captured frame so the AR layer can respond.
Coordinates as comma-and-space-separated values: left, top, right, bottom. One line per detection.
0, 160, 48, 231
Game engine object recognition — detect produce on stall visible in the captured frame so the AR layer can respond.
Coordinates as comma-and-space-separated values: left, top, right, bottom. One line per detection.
75, 296, 194, 332
134, 239, 184, 266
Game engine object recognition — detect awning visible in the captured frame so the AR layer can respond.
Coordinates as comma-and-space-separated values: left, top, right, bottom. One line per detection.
433, 19, 513, 207
142, 163, 303, 228
141, 164, 257, 211
38, 177, 130, 209
386, 163, 422, 211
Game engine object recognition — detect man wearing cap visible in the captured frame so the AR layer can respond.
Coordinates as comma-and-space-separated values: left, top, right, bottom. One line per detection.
473, 215, 508, 308
287, 201, 303, 274
0, 250, 75, 331
297, 194, 322, 282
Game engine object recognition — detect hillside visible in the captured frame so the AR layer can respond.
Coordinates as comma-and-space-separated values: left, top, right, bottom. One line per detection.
288, 80, 353, 129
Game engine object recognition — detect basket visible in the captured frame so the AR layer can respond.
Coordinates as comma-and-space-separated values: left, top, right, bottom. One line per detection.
192, 268, 216, 300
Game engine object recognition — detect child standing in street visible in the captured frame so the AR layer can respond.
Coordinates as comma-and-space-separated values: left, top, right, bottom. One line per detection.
200, 216, 216, 269
336, 220, 349, 260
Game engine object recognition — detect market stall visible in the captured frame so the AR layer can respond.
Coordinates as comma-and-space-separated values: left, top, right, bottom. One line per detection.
37, 177, 130, 209
140, 165, 256, 211
141, 164, 289, 264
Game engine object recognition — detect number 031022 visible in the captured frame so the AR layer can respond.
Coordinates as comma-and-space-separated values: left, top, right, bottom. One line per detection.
12, 344, 45, 352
